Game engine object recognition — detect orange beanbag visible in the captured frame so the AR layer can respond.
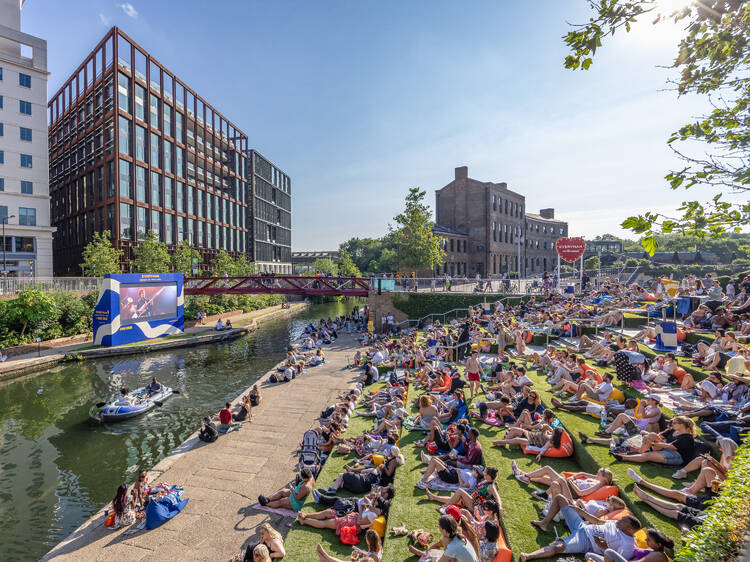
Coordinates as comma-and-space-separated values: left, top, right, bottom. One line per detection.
677, 329, 686, 342
673, 366, 687, 384
490, 525, 513, 562
522, 430, 574, 458
563, 471, 619, 501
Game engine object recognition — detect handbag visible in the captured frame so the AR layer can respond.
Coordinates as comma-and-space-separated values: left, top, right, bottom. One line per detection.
339, 525, 359, 545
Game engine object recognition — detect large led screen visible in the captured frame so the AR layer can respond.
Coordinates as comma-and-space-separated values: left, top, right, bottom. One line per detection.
119, 283, 178, 324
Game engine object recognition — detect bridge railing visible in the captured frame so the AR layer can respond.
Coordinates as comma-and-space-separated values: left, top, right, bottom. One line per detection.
371, 277, 554, 295
184, 275, 371, 296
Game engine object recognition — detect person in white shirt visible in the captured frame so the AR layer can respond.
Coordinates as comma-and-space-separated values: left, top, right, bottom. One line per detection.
570, 373, 614, 402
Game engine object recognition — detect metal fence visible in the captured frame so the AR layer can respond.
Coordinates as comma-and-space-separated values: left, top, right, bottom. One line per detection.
0, 277, 101, 295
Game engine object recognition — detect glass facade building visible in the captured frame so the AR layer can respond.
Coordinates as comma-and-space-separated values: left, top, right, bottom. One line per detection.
248, 150, 291, 273
48, 28, 287, 275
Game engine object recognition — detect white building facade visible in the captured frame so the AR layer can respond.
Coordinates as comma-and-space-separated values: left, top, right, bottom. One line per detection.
0, 0, 54, 277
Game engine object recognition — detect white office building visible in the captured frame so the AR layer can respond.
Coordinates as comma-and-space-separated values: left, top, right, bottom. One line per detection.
0, 0, 54, 277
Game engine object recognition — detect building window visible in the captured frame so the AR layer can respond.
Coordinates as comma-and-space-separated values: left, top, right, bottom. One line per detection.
176, 181, 184, 213
151, 210, 161, 239
117, 72, 130, 112
136, 166, 147, 202
19, 207, 36, 226
136, 206, 147, 239
164, 177, 173, 210
0, 123, 4, 136
120, 203, 133, 240
164, 213, 173, 244
118, 116, 132, 156
149, 94, 160, 129
0, 179, 4, 191
163, 141, 172, 173
20, 127, 31, 141
0, 95, 3, 108
19, 73, 31, 88
20, 154, 32, 168
0, 151, 3, 163
21, 181, 32, 194
175, 146, 184, 177
119, 158, 132, 199
135, 84, 145, 121
19, 100, 31, 115
150, 132, 160, 168
0, 205, 6, 219
151, 171, 161, 206
135, 125, 147, 162
175, 112, 183, 142
15, 237, 33, 252
107, 160, 115, 198
163, 104, 172, 137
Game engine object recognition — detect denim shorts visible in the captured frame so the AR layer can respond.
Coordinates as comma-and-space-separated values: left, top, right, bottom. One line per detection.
658, 448, 683, 465
561, 506, 593, 554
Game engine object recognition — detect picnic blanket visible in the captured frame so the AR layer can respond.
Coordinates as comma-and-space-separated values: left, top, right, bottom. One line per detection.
250, 503, 298, 518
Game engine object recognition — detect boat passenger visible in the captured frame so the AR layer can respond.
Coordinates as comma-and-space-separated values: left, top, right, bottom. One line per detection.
146, 377, 162, 397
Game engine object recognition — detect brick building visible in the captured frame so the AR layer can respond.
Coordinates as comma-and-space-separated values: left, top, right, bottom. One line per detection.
435, 166, 568, 277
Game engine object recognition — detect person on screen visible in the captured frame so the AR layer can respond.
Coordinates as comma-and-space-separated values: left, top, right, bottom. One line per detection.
135, 289, 153, 318
146, 377, 162, 397
216, 319, 224, 331
123, 297, 137, 321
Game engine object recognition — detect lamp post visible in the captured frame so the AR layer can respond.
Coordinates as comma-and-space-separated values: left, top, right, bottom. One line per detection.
2, 214, 15, 278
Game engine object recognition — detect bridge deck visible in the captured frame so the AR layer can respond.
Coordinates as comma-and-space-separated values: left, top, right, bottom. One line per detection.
184, 275, 370, 297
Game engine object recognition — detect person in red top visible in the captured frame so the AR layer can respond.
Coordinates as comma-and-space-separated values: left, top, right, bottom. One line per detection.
219, 402, 233, 425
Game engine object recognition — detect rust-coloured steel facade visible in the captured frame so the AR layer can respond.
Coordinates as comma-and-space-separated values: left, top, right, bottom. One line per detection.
48, 27, 256, 275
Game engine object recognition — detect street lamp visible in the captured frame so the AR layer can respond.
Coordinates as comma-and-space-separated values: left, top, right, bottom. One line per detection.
2, 214, 15, 277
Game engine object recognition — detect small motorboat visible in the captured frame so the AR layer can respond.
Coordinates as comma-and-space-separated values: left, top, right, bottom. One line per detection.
99, 385, 173, 422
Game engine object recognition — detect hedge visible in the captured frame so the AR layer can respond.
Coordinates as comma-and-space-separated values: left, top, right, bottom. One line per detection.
390, 293, 527, 319
184, 293, 285, 320
677, 437, 750, 561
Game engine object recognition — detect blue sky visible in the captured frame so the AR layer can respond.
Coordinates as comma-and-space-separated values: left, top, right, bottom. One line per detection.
22, 0, 713, 250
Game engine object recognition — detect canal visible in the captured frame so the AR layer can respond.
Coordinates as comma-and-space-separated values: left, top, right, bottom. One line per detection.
0, 301, 353, 561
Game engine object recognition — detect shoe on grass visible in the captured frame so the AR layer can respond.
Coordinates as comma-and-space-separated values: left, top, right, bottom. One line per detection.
421, 450, 431, 464
312, 489, 321, 503
626, 468, 642, 484
672, 469, 687, 479
578, 432, 589, 444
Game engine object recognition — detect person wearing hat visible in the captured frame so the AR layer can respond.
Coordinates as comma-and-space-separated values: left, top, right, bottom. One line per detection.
594, 395, 663, 438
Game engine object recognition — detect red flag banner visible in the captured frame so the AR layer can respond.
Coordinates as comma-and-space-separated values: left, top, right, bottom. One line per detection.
555, 237, 586, 263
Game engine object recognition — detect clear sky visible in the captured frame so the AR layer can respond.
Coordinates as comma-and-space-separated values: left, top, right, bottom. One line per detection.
22, 0, 715, 250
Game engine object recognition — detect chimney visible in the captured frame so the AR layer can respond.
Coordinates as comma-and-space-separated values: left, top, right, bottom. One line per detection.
540, 208, 554, 219
455, 166, 468, 180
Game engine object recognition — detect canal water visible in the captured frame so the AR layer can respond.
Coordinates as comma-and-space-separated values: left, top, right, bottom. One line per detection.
0, 301, 353, 561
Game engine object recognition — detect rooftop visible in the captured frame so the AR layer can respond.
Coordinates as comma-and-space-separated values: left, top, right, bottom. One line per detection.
432, 224, 469, 237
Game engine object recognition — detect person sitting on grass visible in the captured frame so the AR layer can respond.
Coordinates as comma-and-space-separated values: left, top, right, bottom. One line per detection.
585, 528, 673, 562
511, 462, 614, 503
424, 427, 483, 469
626, 467, 720, 512
258, 468, 315, 512
518, 511, 641, 562
423, 467, 502, 513
631, 483, 709, 531
593, 395, 663, 437
493, 426, 568, 463
407, 514, 480, 562
555, 372, 614, 402
531, 494, 629, 532
672, 436, 736, 481
257, 523, 285, 559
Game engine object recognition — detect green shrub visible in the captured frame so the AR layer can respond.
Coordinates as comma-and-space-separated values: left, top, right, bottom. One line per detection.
390, 293, 526, 319
184, 294, 285, 320
678, 438, 750, 561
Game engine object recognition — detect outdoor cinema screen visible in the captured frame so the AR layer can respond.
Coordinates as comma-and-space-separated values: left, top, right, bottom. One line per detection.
119, 283, 178, 324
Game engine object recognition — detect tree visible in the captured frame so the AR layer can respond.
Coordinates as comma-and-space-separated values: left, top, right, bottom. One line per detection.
391, 187, 445, 271
133, 231, 171, 273
172, 240, 201, 276
211, 250, 237, 277
80, 230, 123, 276
565, 1, 750, 254
233, 254, 254, 276
584, 255, 600, 270
311, 258, 338, 275
339, 250, 362, 277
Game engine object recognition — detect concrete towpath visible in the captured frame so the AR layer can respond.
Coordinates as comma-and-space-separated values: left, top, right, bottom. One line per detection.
42, 332, 363, 561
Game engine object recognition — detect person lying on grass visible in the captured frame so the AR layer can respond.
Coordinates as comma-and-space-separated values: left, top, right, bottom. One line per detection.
631, 483, 707, 531
311, 484, 394, 518
531, 494, 629, 532
511, 462, 614, 503
591, 395, 662, 437
518, 511, 641, 562
626, 467, 721, 515
552, 372, 614, 402
493, 426, 569, 462
314, 528, 382, 562
608, 416, 697, 466
258, 468, 315, 512
584, 527, 673, 562
322, 446, 404, 495
416, 458, 484, 491
414, 420, 467, 451
422, 467, 502, 512
296, 496, 388, 535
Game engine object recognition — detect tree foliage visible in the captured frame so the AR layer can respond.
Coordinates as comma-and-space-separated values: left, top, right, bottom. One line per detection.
565, 0, 750, 253
310, 258, 339, 275
171, 240, 201, 276
339, 250, 362, 277
210, 250, 255, 277
339, 235, 399, 275
583, 255, 600, 270
132, 230, 171, 273
80, 230, 123, 276
391, 187, 445, 270
7, 290, 57, 337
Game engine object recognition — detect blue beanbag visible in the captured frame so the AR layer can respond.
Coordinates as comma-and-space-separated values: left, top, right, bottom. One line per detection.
145, 495, 189, 530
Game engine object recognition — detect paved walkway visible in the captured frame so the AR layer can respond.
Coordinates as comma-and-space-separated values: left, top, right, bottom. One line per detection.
0, 303, 307, 382
42, 332, 362, 561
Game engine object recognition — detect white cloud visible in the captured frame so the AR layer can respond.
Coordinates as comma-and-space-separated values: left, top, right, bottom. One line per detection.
98, 13, 111, 25
117, 2, 138, 18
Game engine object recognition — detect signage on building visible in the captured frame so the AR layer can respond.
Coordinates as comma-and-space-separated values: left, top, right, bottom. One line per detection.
555, 237, 586, 262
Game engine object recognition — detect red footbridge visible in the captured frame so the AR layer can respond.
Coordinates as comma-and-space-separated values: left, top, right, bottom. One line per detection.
184, 275, 371, 297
